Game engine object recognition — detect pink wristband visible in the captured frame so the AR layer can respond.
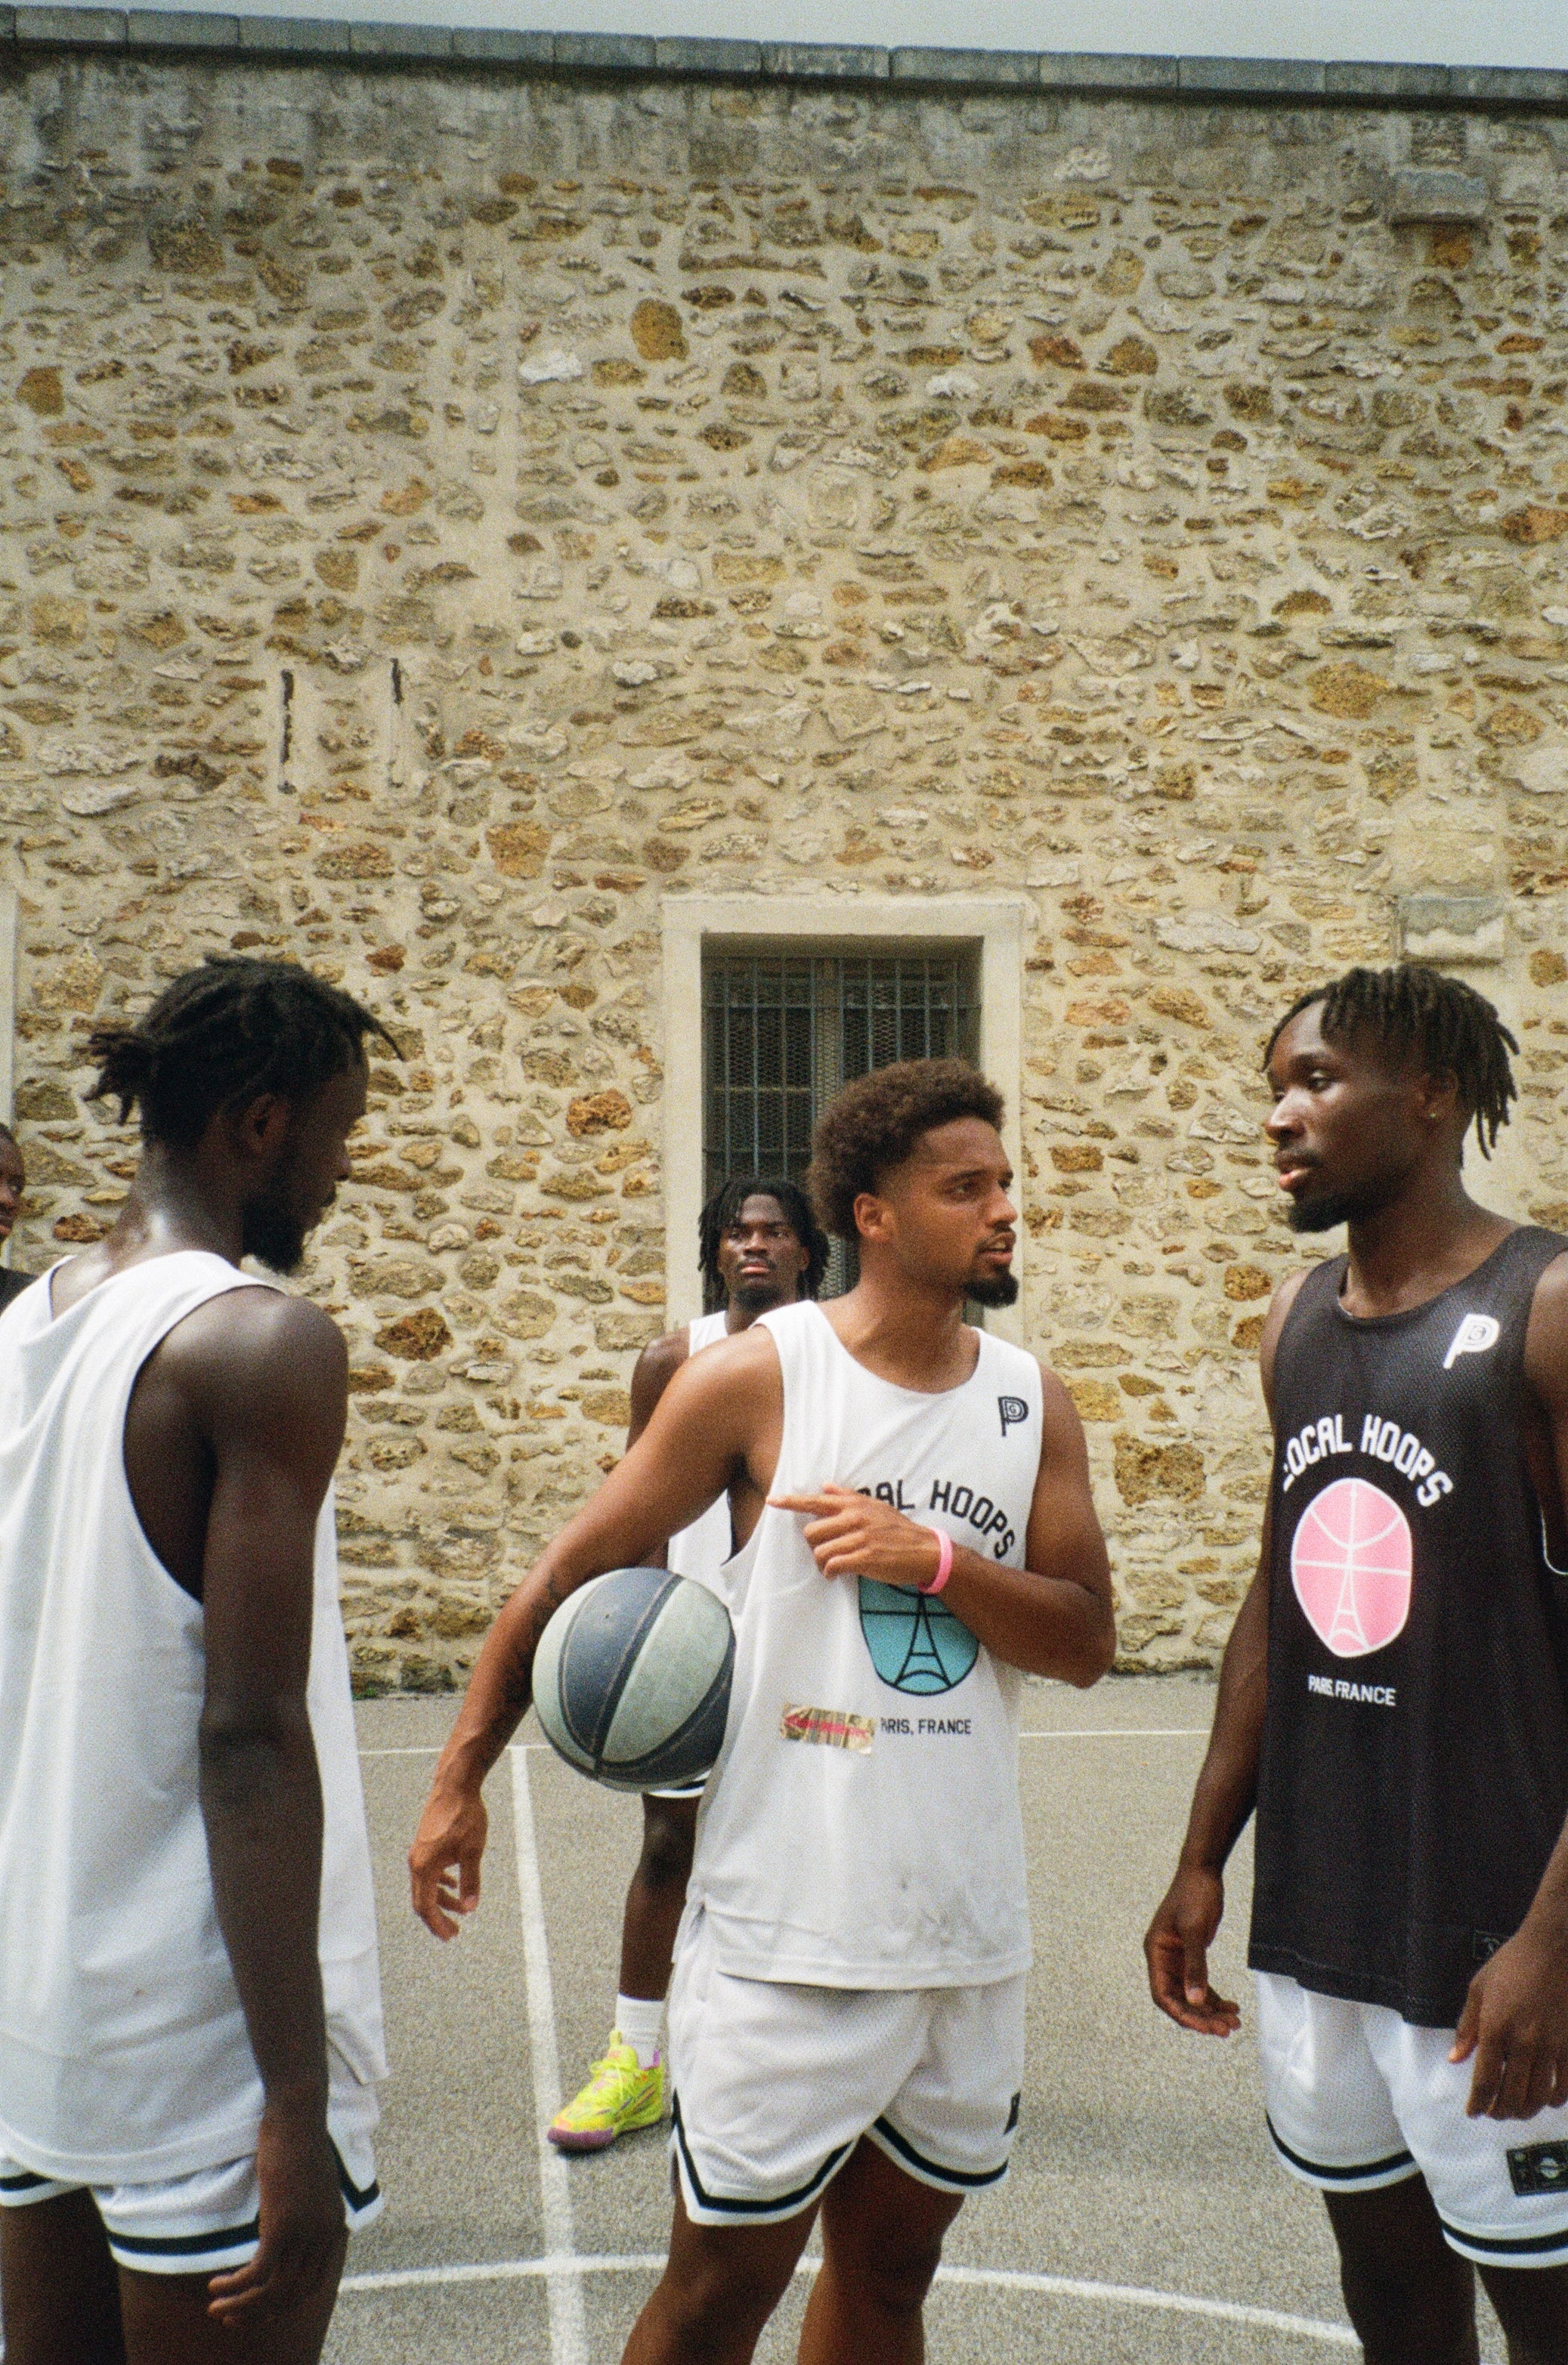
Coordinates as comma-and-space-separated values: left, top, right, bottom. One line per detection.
919, 1526, 954, 1595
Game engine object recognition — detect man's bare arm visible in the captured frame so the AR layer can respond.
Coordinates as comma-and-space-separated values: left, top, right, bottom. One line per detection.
774, 1365, 1115, 1689
187, 1293, 349, 2322
1449, 1252, 1568, 2119
1143, 1268, 1307, 2036
627, 1328, 689, 1449
409, 1327, 778, 1937
620, 1329, 691, 1569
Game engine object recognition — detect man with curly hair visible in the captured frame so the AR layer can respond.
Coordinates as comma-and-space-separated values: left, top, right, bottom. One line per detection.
412, 1056, 1115, 2364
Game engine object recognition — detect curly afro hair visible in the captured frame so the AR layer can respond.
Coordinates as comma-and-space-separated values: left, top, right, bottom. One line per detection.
809, 1058, 1005, 1241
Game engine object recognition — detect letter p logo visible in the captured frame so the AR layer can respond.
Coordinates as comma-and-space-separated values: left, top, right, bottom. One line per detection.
998, 1396, 1029, 1438
1443, 1313, 1500, 1372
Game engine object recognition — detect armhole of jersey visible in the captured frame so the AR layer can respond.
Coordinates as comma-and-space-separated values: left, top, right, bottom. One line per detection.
758, 1304, 808, 1502
1541, 1510, 1568, 1582
1270, 1260, 1335, 1380
121, 1272, 280, 1607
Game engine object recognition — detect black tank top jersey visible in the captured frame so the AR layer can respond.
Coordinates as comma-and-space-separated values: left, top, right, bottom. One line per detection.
1248, 1226, 1568, 2029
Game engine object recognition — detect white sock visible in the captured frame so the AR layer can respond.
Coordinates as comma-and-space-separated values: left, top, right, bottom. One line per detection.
614, 1994, 664, 2069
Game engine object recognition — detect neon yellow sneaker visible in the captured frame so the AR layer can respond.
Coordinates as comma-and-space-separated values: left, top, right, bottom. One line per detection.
547, 2038, 664, 2152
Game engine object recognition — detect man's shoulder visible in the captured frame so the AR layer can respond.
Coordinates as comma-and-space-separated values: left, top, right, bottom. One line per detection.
636, 1325, 694, 1379
156, 1281, 345, 1401
1523, 1241, 1568, 1368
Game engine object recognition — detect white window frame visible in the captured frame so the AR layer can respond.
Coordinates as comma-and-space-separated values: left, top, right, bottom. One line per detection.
660, 894, 1026, 1344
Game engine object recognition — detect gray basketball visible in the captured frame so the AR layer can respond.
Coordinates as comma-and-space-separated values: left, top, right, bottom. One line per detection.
531, 1566, 734, 1792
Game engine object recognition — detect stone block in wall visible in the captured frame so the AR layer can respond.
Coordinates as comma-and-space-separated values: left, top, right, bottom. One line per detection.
889, 47, 1039, 88
760, 39, 888, 79
14, 8, 125, 45
555, 29, 655, 70
653, 36, 762, 76
125, 11, 239, 49
233, 12, 344, 51
452, 26, 553, 61
1399, 896, 1506, 968
1178, 54, 1325, 94
1389, 171, 1489, 225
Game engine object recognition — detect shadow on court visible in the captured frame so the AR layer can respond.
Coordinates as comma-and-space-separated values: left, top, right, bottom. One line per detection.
327, 1677, 1508, 2363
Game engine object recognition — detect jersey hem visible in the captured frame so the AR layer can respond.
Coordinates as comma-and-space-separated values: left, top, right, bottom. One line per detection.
1246, 1942, 1461, 2032
705, 1931, 1033, 1991
0, 2108, 268, 2188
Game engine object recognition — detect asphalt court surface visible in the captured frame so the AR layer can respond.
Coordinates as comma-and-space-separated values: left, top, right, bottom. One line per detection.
330, 1676, 1512, 2363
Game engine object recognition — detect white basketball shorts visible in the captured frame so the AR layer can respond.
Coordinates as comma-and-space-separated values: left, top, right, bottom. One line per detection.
1257, 1971, 1568, 2268
0, 2069, 381, 2277
666, 1906, 1024, 2227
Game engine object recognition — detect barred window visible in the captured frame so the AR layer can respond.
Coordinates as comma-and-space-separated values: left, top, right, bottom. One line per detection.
703, 949, 981, 1297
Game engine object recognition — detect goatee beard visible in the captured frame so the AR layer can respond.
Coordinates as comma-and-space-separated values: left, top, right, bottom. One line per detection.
241, 1196, 308, 1274
968, 1269, 1019, 1309
729, 1275, 790, 1315
1287, 1189, 1368, 1235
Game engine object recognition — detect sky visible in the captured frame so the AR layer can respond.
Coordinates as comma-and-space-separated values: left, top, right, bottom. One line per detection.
150, 0, 1566, 73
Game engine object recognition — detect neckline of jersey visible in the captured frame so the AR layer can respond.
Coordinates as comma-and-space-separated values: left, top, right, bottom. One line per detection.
794, 1297, 988, 1401
1328, 1223, 1521, 1332
42, 1245, 258, 1327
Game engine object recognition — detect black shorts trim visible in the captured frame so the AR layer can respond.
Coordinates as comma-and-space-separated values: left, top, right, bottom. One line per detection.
1266, 2116, 1416, 2184
1438, 2216, 1568, 2258
670, 2094, 849, 2218
871, 2116, 1009, 2191
332, 2144, 380, 2215
110, 2216, 261, 2259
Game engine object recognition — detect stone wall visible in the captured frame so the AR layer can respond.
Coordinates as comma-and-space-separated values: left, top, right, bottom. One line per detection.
3, 26, 1568, 1682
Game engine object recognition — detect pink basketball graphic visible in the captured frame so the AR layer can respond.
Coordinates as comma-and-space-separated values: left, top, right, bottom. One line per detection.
1291, 1476, 1413, 1659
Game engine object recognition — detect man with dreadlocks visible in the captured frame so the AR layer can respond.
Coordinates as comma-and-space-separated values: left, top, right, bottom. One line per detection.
549, 1176, 830, 2153
1147, 961, 1568, 2360
0, 957, 391, 2364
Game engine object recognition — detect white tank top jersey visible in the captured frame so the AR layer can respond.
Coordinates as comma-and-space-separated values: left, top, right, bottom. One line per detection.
0, 1252, 386, 2184
666, 1309, 732, 1585
689, 1299, 1044, 1990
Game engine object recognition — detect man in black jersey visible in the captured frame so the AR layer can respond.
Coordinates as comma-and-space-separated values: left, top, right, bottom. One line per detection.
1146, 963, 1568, 2363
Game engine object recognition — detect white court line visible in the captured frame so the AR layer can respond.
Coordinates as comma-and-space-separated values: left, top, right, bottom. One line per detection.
339, 2251, 1354, 2345
1018, 1728, 1208, 1740
360, 1732, 1210, 1758
509, 1745, 589, 2365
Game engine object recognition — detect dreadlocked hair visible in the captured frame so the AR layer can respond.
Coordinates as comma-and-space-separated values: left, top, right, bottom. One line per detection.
1263, 961, 1518, 1158
85, 956, 397, 1147
809, 1058, 1005, 1241
698, 1175, 830, 1309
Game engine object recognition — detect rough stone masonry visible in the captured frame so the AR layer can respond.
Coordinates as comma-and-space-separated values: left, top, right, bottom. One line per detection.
2, 20, 1567, 1684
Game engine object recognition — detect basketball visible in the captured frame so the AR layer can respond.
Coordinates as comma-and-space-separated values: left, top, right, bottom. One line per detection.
531, 1567, 735, 1792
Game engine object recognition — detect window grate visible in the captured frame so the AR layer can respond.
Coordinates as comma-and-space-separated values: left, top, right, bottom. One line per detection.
703, 951, 980, 1297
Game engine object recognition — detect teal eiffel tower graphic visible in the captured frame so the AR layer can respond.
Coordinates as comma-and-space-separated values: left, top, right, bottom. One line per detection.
858, 1576, 979, 1696
895, 1594, 953, 1692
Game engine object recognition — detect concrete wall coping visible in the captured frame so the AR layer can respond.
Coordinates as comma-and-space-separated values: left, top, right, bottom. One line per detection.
2, 5, 1566, 112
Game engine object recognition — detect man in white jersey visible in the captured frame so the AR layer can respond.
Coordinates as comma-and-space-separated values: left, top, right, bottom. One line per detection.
549, 1176, 830, 2152
412, 1058, 1115, 2363
0, 957, 389, 2365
